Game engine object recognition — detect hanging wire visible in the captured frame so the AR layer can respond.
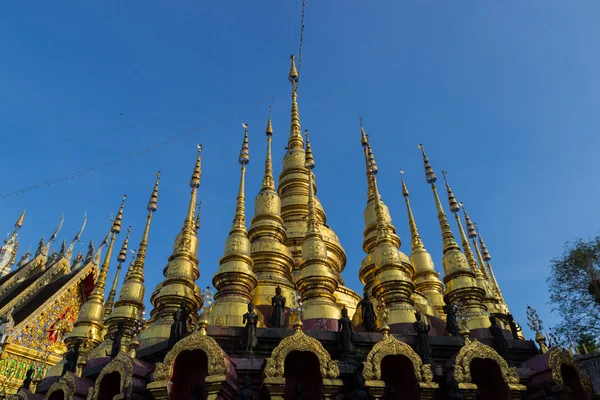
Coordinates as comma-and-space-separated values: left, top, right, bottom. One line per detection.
0, 94, 274, 200
295, 0, 306, 90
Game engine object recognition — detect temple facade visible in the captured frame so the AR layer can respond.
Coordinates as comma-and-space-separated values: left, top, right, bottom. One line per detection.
0, 55, 596, 400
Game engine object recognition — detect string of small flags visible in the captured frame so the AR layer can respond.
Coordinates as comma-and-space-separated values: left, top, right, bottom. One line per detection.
1, 95, 274, 200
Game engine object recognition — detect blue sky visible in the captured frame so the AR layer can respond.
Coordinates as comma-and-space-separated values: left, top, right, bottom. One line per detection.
1, 1, 599, 341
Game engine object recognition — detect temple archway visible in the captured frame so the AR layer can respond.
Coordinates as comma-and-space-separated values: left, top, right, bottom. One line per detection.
88, 353, 134, 400
96, 371, 121, 400
45, 374, 77, 400
548, 347, 592, 398
451, 338, 525, 399
148, 331, 236, 400
362, 334, 437, 399
263, 323, 342, 400
170, 349, 208, 400
283, 351, 323, 399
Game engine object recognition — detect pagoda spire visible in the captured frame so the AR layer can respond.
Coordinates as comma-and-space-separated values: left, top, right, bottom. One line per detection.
249, 111, 295, 314
106, 172, 160, 350
66, 213, 87, 260
418, 144, 488, 330
138, 148, 203, 348
277, 56, 347, 279
400, 170, 445, 317
0, 209, 27, 276
442, 172, 500, 315
359, 121, 400, 255
297, 131, 340, 327
8, 209, 25, 244
364, 138, 416, 327
475, 223, 504, 302
104, 226, 130, 318
462, 204, 511, 316
211, 126, 258, 327
65, 195, 126, 349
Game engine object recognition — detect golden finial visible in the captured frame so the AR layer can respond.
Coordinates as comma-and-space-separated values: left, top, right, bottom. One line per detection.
460, 202, 477, 239
191, 144, 203, 189
400, 169, 423, 249
262, 111, 275, 190
304, 130, 314, 169
44, 213, 65, 255
418, 144, 437, 184
15, 209, 25, 229
112, 195, 127, 234
289, 54, 299, 83
474, 223, 491, 261
360, 117, 369, 147
371, 163, 391, 241
232, 127, 250, 231
266, 106, 273, 137
367, 145, 378, 176
239, 123, 250, 165
67, 213, 87, 259
418, 144, 459, 254
148, 171, 160, 212
118, 226, 131, 263
441, 171, 460, 213
287, 56, 303, 150
304, 130, 318, 235
195, 202, 202, 231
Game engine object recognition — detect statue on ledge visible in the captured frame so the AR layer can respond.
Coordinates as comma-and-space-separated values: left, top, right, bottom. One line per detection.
338, 306, 354, 355
413, 311, 433, 364
270, 286, 286, 328
489, 316, 508, 358
242, 302, 258, 353
359, 288, 377, 332
506, 314, 520, 340
168, 303, 191, 350
443, 299, 459, 337
109, 322, 125, 358
61, 342, 80, 376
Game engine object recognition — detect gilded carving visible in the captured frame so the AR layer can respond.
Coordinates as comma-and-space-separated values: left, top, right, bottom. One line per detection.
154, 330, 227, 381
453, 339, 520, 385
264, 328, 339, 379
362, 334, 431, 382
46, 373, 77, 400
88, 352, 133, 400
548, 347, 591, 391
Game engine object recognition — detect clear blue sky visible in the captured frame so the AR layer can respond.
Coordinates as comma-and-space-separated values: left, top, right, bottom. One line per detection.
1, 1, 599, 341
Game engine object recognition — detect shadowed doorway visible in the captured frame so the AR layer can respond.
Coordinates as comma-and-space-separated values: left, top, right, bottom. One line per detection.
284, 351, 323, 399
170, 349, 208, 400
381, 355, 419, 400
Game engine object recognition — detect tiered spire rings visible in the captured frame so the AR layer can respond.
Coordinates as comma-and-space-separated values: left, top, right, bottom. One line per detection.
210, 125, 258, 327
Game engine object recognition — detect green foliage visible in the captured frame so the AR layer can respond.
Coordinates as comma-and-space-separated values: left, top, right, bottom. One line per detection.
546, 236, 600, 343
576, 332, 599, 354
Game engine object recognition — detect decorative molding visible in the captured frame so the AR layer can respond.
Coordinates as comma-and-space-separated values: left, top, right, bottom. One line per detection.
264, 328, 339, 379
46, 373, 77, 400
87, 352, 133, 400
362, 334, 433, 383
454, 339, 521, 386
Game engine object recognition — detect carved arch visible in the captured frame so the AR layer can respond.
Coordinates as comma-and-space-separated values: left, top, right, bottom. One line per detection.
454, 338, 520, 385
548, 347, 592, 391
45, 374, 77, 400
87, 352, 133, 400
264, 327, 340, 379
153, 331, 227, 382
362, 334, 433, 383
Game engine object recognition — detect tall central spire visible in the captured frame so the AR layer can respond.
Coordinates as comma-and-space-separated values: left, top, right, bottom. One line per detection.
65, 195, 126, 349
139, 147, 203, 348
249, 111, 295, 317
400, 170, 445, 318
418, 144, 488, 331
277, 55, 347, 280
211, 125, 258, 327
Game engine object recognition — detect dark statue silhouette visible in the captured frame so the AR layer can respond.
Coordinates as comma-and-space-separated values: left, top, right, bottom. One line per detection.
338, 306, 354, 355
242, 302, 258, 352
270, 286, 286, 328
359, 288, 377, 332
168, 303, 191, 350
443, 299, 459, 336
61, 342, 80, 376
413, 311, 433, 364
489, 316, 508, 358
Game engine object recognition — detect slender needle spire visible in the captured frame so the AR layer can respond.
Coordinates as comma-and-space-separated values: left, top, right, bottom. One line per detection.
305, 131, 318, 235
400, 170, 423, 250
67, 213, 87, 260
475, 223, 503, 298
232, 124, 250, 233
461, 203, 492, 282
418, 145, 459, 254
287, 55, 303, 150
263, 107, 275, 190
104, 226, 131, 318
